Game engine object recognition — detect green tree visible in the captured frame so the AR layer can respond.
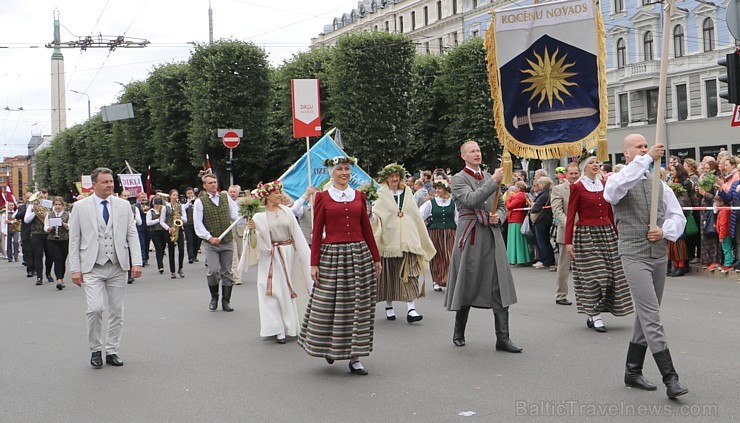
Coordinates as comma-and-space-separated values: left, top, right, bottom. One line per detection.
109, 80, 155, 188
407, 54, 448, 170
148, 62, 198, 190
186, 40, 272, 189
327, 32, 415, 174
438, 38, 499, 168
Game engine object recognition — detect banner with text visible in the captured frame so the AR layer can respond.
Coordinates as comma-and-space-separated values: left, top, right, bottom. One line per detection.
291, 79, 322, 138
119, 173, 144, 197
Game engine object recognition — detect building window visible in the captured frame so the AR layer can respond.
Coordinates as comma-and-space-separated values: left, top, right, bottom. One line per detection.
473, 0, 478, 8
371, 1, 377, 12
619, 93, 629, 127
642, 0, 651, 5
673, 25, 684, 57
438, 37, 444, 54
617, 38, 626, 69
706, 79, 718, 117
17, 169, 22, 194
437, 1, 442, 20
385, 21, 389, 32
453, 31, 458, 47
374, 25, 378, 31
614, 0, 624, 13
411, 11, 416, 30
647, 88, 659, 124
424, 6, 429, 25
452, 0, 457, 14
703, 18, 714, 52
675, 84, 688, 121
399, 16, 404, 33
425, 42, 430, 54
471, 29, 479, 38
643, 32, 653, 61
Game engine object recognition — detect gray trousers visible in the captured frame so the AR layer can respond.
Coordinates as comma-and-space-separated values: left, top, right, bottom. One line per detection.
620, 255, 668, 353
203, 241, 234, 287
555, 243, 571, 300
84, 261, 127, 354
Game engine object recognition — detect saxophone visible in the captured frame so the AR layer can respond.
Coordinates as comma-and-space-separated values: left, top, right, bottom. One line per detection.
170, 202, 183, 243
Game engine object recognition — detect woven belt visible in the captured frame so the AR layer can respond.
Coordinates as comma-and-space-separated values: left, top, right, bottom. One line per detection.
267, 239, 297, 299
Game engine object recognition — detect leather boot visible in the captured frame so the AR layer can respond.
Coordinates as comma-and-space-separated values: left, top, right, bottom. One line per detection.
493, 309, 522, 353
453, 306, 471, 347
653, 349, 688, 399
221, 285, 234, 312
624, 343, 657, 390
208, 284, 219, 311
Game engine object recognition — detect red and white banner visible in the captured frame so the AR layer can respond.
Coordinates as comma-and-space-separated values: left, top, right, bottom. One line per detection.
291, 79, 321, 138
119, 173, 144, 197
81, 175, 93, 193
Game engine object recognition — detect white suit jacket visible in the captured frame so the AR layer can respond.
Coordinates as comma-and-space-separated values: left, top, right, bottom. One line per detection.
68, 195, 143, 274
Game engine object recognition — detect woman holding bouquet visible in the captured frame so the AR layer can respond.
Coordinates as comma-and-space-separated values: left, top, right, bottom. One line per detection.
246, 181, 311, 344
298, 157, 381, 375
372, 163, 436, 323
419, 179, 457, 292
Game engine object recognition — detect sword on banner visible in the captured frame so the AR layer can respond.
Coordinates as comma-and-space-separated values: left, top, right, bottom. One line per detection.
512, 107, 598, 130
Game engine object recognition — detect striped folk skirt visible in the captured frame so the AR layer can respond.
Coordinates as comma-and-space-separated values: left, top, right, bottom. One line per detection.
377, 253, 425, 302
506, 222, 531, 265
572, 225, 634, 317
298, 242, 376, 360
668, 239, 687, 261
429, 228, 455, 286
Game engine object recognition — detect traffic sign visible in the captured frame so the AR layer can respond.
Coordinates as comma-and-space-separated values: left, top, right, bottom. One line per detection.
222, 131, 240, 149
732, 105, 740, 127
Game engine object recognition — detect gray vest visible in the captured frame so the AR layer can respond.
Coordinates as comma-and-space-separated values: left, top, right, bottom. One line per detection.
612, 175, 667, 259
95, 211, 119, 266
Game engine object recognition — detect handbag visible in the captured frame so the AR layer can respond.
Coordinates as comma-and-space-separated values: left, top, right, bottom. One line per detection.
529, 211, 540, 224
684, 214, 699, 237
702, 210, 717, 237
520, 215, 535, 238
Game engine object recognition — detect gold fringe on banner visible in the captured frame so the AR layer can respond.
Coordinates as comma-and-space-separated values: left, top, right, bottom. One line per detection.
501, 144, 513, 183
484, 0, 609, 163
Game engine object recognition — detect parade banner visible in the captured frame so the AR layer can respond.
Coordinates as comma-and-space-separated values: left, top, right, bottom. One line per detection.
119, 173, 144, 197
80, 175, 93, 193
291, 79, 322, 138
279, 133, 377, 201
485, 0, 608, 161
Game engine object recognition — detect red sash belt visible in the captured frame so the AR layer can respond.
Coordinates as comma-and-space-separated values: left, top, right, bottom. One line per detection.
266, 239, 297, 299
457, 209, 489, 250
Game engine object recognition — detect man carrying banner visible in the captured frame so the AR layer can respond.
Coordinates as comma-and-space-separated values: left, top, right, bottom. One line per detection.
193, 173, 239, 312
444, 141, 521, 353
604, 134, 688, 399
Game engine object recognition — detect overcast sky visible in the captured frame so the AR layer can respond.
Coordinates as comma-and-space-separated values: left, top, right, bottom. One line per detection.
0, 0, 355, 158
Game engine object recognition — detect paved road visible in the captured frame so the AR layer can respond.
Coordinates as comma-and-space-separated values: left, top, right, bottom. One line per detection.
0, 255, 738, 422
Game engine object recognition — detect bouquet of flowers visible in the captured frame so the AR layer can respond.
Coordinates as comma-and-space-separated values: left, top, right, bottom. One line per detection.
668, 182, 686, 194
239, 198, 264, 248
697, 173, 718, 192
357, 182, 378, 219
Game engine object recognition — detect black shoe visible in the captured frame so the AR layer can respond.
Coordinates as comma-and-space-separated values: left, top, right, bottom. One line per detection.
47, 275, 54, 283
209, 284, 219, 311
586, 318, 594, 328
624, 343, 657, 391
35, 278, 43, 286
277, 336, 287, 344
406, 310, 423, 323
188, 259, 194, 264
127, 278, 134, 284
653, 349, 688, 399
385, 307, 396, 321
222, 285, 234, 312
325, 357, 334, 364
592, 318, 607, 332
555, 298, 572, 305
159, 268, 164, 274
170, 272, 177, 279
494, 310, 523, 353
105, 354, 124, 367
349, 361, 368, 376
26, 271, 33, 278
56, 281, 65, 290
90, 351, 103, 369
453, 306, 470, 347
178, 269, 185, 278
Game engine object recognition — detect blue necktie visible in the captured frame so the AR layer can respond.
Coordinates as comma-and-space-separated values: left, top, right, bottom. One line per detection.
101, 200, 109, 224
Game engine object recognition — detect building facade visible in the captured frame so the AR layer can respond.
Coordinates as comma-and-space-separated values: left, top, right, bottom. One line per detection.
0, 155, 33, 200
311, 0, 465, 55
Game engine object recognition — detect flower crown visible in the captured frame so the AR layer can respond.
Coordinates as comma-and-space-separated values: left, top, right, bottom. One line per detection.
555, 166, 566, 175
432, 179, 451, 192
377, 163, 408, 183
324, 156, 358, 167
575, 147, 597, 166
256, 180, 283, 198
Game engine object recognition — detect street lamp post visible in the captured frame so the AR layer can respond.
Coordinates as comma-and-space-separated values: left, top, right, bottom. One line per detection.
70, 89, 91, 120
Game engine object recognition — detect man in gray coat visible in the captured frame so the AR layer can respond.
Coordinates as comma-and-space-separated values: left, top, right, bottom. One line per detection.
550, 163, 580, 306
444, 141, 521, 353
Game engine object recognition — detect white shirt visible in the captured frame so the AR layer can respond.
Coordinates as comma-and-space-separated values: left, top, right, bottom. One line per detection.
419, 197, 459, 224
579, 175, 604, 193
604, 154, 686, 242
159, 203, 189, 231
44, 209, 66, 232
291, 198, 311, 219
328, 186, 356, 202
193, 192, 239, 240
146, 208, 162, 227
92, 194, 113, 224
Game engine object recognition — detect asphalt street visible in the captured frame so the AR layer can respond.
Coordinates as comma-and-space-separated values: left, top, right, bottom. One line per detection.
0, 254, 738, 423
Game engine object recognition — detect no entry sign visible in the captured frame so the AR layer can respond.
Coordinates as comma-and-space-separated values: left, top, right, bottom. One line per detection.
222, 131, 240, 149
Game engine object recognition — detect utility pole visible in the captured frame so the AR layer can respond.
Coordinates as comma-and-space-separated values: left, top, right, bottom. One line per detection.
208, 1, 214, 44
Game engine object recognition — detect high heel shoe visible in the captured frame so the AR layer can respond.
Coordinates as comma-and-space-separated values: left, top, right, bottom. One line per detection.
349, 361, 368, 376
178, 269, 185, 278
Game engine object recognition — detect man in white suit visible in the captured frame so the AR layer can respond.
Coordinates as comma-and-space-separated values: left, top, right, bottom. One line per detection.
69, 168, 142, 369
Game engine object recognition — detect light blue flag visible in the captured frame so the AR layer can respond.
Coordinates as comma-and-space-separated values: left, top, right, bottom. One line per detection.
278, 134, 377, 201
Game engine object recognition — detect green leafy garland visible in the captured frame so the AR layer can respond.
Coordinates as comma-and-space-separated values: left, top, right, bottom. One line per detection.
698, 172, 718, 192
377, 163, 407, 183
357, 183, 378, 202
668, 182, 686, 194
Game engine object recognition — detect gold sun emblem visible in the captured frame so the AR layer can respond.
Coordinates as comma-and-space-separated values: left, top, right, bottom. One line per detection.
521, 47, 578, 108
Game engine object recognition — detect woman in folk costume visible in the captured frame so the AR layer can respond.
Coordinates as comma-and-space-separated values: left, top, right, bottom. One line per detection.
298, 157, 381, 375
44, 197, 70, 290
245, 181, 312, 344
565, 155, 633, 333
419, 178, 457, 292
372, 163, 436, 323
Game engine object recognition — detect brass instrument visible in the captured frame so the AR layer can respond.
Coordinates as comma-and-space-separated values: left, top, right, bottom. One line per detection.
7, 217, 21, 232
29, 191, 50, 221
170, 201, 183, 243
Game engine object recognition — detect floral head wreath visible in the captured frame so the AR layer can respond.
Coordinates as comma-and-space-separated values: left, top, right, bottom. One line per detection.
575, 148, 598, 166
432, 179, 451, 192
256, 180, 283, 198
324, 156, 358, 168
555, 166, 566, 175
377, 163, 408, 183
